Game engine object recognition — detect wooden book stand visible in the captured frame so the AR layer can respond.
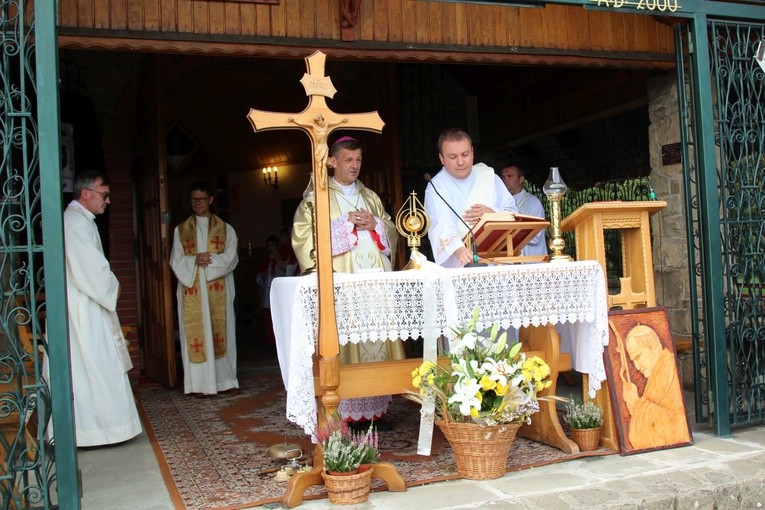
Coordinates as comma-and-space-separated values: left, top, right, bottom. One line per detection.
467, 212, 550, 264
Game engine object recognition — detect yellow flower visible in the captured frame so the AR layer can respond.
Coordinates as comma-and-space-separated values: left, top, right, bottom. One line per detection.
419, 361, 435, 376
470, 406, 480, 418
495, 383, 509, 396
480, 375, 496, 391
412, 374, 422, 388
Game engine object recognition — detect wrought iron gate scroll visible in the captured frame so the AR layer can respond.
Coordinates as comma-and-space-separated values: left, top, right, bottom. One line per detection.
1, 1, 78, 508
676, 20, 765, 431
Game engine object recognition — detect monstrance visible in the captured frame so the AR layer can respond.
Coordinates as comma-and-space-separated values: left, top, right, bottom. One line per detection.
395, 191, 430, 270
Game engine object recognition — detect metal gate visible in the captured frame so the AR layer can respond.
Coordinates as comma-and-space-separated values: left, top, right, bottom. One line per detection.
1, 2, 78, 508
676, 20, 765, 431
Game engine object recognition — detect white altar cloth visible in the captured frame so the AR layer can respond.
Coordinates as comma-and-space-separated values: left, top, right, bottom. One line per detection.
271, 260, 609, 434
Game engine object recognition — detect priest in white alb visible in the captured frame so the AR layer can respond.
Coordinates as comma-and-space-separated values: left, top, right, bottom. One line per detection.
60, 170, 142, 446
170, 181, 240, 396
424, 128, 518, 267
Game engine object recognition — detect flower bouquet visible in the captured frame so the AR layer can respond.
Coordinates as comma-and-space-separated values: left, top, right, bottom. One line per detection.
314, 414, 378, 504
409, 307, 553, 479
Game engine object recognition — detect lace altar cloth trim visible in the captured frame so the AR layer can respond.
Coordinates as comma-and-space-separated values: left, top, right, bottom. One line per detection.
273, 261, 608, 434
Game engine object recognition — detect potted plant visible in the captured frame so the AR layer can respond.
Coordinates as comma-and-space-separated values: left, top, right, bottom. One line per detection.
563, 399, 603, 452
409, 307, 553, 479
314, 414, 378, 504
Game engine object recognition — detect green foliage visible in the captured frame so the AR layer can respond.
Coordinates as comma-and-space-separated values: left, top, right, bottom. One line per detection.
563, 400, 603, 430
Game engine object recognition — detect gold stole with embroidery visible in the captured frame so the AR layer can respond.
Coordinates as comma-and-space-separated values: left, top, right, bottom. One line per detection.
178, 214, 227, 363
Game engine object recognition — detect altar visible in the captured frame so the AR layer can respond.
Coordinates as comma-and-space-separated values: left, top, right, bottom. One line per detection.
271, 260, 609, 437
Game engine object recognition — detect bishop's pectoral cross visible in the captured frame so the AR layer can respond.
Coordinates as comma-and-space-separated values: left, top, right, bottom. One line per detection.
246, 50, 383, 392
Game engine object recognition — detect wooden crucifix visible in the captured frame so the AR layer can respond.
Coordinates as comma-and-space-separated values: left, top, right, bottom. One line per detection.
247, 51, 397, 507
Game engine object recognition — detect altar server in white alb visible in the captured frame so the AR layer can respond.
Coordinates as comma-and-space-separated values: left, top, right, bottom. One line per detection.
500, 161, 548, 258
170, 181, 240, 397
62, 170, 142, 446
424, 128, 518, 267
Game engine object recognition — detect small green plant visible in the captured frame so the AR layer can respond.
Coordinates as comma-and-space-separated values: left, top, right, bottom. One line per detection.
563, 400, 603, 430
315, 414, 379, 473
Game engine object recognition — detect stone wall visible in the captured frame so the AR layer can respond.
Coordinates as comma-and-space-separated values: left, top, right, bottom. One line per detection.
647, 72, 696, 388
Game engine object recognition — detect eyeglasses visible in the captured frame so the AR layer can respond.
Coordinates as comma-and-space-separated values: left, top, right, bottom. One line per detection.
85, 188, 110, 200
191, 197, 210, 204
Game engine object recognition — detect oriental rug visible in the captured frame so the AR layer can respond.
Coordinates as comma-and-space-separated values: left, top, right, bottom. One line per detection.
137, 372, 614, 510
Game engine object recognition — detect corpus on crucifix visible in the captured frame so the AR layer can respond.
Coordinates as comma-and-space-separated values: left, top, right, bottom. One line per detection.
247, 51, 403, 507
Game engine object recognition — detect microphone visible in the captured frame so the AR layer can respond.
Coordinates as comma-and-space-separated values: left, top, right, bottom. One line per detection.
424, 173, 486, 267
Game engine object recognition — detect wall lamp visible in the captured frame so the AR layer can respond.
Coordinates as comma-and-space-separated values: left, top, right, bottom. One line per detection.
263, 166, 279, 190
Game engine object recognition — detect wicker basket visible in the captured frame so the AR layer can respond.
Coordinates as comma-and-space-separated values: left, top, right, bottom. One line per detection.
571, 427, 601, 452
321, 467, 373, 504
436, 420, 520, 480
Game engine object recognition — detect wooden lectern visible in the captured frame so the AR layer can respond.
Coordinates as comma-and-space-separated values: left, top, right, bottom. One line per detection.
561, 200, 667, 451
467, 212, 550, 263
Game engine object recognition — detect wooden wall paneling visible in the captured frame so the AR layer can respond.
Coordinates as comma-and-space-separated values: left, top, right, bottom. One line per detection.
372, 0, 389, 41
256, 3, 272, 36
530, 8, 547, 49
640, 16, 657, 53
300, 0, 316, 39
161, 0, 178, 33
504, 8, 520, 47
608, 13, 627, 49
494, 6, 505, 47
386, 0, 401, 42
564, 7, 581, 51
467, 4, 483, 45
399, 0, 415, 43
127, 0, 142, 30
144, 0, 161, 31
414, 1, 429, 44
429, 2, 443, 45
193, 0, 210, 34
59, 0, 78, 27
93, 0, 110, 29
284, 0, 301, 37
240, 2, 256, 36
224, 3, 240, 35
587, 11, 607, 51
633, 14, 649, 51
78, 0, 94, 28
358, 0, 371, 39
518, 8, 534, 47
454, 3, 468, 45
438, 1, 453, 45
208, 1, 225, 33
177, 0, 194, 33
660, 25, 675, 53
485, 6, 502, 46
315, 0, 332, 39
110, 0, 126, 29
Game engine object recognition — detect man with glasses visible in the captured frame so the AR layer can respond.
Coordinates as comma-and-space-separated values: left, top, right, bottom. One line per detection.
60, 170, 142, 446
170, 181, 240, 397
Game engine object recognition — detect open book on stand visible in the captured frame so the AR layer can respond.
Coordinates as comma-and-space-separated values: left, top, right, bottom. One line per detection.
465, 212, 550, 263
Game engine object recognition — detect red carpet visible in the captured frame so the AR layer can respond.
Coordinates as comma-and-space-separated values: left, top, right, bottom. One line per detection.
137, 372, 613, 509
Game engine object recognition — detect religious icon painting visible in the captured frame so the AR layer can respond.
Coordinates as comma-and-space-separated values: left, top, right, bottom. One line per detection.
603, 307, 693, 455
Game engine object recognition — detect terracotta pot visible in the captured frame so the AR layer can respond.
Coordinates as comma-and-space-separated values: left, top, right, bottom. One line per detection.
571, 426, 601, 452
